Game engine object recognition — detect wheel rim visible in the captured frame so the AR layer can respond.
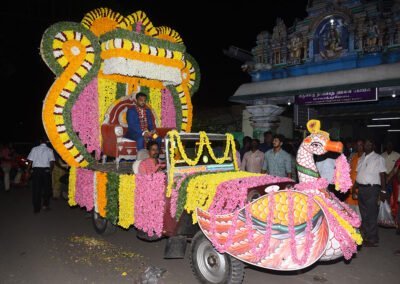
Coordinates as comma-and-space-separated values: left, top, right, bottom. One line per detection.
196, 240, 227, 283
93, 212, 107, 230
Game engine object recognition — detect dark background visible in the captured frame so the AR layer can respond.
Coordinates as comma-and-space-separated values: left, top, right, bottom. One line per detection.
0, 0, 308, 143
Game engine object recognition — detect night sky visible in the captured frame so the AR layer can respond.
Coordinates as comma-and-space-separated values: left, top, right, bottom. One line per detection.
1, 0, 308, 143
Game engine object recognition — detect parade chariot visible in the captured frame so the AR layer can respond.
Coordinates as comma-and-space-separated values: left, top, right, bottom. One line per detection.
40, 8, 361, 284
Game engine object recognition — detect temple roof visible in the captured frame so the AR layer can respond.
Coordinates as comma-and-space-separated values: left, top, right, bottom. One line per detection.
230, 62, 400, 104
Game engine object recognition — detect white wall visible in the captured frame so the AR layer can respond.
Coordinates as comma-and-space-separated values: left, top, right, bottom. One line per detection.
242, 109, 293, 139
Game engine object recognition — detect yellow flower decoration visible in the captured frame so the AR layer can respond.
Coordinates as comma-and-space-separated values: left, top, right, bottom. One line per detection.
315, 196, 362, 245
68, 167, 77, 206
148, 88, 162, 126
118, 174, 136, 229
81, 8, 125, 37
185, 171, 259, 223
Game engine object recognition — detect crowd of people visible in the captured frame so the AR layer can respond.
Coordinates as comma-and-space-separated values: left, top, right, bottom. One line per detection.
238, 131, 295, 180
237, 131, 400, 252
0, 143, 31, 191
0, 140, 70, 214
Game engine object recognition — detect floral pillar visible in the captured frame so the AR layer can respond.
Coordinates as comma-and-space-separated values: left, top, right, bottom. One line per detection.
245, 104, 284, 140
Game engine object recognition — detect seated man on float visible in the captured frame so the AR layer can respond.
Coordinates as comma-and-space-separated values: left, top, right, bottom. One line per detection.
125, 92, 161, 151
138, 141, 166, 174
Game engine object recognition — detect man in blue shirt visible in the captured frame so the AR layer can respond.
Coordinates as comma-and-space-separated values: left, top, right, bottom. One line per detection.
125, 92, 160, 150
262, 134, 292, 178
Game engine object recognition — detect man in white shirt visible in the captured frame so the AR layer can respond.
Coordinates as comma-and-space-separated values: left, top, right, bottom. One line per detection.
240, 139, 264, 173
355, 139, 386, 247
27, 138, 55, 213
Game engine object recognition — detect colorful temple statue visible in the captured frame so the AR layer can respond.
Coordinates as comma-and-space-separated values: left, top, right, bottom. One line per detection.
40, 8, 200, 168
249, 0, 400, 72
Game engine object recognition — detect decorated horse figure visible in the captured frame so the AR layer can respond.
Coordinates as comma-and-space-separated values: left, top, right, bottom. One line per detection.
196, 120, 362, 272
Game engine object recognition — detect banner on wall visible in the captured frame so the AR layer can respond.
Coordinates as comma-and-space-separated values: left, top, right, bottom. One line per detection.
295, 88, 378, 105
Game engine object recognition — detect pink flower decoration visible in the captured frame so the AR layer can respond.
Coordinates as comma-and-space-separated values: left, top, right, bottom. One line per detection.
161, 88, 176, 128
134, 172, 166, 237
287, 190, 314, 266
207, 176, 361, 261
294, 178, 329, 192
74, 168, 94, 211
71, 78, 101, 160
333, 154, 352, 193
316, 197, 358, 259
209, 175, 292, 215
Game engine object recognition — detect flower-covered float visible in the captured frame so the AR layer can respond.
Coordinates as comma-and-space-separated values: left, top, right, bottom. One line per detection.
40, 8, 199, 168
40, 7, 361, 284
196, 120, 362, 276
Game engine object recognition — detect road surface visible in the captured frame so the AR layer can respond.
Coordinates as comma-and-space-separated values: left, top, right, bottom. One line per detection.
0, 186, 399, 283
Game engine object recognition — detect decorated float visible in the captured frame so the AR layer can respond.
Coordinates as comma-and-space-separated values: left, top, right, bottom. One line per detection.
40, 7, 362, 284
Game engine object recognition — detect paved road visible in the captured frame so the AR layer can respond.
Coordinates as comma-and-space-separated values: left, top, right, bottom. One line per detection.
0, 186, 399, 284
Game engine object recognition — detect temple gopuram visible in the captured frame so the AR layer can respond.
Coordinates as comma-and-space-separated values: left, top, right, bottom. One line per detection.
231, 0, 400, 141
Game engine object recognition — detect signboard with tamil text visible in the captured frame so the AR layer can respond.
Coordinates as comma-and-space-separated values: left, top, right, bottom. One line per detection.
295, 88, 378, 105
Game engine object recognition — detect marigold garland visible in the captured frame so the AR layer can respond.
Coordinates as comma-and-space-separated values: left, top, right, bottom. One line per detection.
68, 166, 77, 206
166, 130, 237, 197
96, 171, 108, 217
118, 174, 136, 229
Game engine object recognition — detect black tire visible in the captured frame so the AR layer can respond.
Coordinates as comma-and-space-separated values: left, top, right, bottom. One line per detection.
92, 211, 117, 235
136, 229, 162, 242
190, 231, 244, 284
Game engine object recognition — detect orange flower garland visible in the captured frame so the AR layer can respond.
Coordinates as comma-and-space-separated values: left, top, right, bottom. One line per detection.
96, 171, 108, 217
